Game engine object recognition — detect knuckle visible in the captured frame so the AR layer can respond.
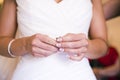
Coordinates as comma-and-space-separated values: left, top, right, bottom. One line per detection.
31, 39, 37, 45
31, 47, 36, 53
42, 34, 49, 39
34, 34, 41, 38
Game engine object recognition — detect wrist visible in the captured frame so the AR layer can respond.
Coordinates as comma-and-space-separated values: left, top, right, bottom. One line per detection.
8, 39, 16, 57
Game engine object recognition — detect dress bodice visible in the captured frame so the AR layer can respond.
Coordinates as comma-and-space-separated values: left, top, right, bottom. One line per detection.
12, 0, 96, 80
16, 0, 92, 39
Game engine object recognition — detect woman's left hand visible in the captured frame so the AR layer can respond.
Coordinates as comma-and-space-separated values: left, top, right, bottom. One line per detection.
56, 33, 88, 61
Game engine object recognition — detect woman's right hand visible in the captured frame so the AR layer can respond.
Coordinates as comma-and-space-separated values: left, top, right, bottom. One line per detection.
25, 33, 58, 57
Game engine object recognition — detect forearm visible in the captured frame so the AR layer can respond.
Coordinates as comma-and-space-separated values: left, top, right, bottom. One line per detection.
87, 0, 108, 59
100, 67, 119, 77
0, 0, 23, 57
0, 37, 12, 57
99, 58, 120, 77
99, 66, 119, 77
86, 38, 108, 59
0, 37, 28, 57
103, 0, 120, 20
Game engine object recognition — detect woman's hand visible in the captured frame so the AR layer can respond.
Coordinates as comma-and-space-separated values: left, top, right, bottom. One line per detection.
56, 33, 88, 61
25, 33, 58, 57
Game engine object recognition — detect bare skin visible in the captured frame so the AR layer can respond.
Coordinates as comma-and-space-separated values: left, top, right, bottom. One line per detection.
93, 58, 119, 79
0, 0, 108, 61
55, 0, 62, 3
0, 0, 58, 57
92, 0, 120, 79
103, 0, 120, 20
56, 0, 108, 60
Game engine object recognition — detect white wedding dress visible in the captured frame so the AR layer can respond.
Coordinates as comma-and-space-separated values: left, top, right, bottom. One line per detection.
12, 0, 96, 80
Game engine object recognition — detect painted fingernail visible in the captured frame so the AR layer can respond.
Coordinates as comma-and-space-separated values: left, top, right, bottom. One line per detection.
56, 43, 61, 47
56, 36, 62, 42
59, 48, 64, 52
74, 54, 78, 57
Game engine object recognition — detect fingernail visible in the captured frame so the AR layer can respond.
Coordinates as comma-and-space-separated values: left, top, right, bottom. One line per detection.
56, 43, 61, 47
56, 36, 62, 42
74, 54, 78, 57
59, 48, 64, 52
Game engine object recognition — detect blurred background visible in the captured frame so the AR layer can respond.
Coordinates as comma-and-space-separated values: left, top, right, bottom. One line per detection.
0, 0, 3, 4
0, 0, 3, 9
0, 0, 120, 80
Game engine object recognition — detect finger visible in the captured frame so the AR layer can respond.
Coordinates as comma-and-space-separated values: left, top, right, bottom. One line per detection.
69, 53, 85, 61
56, 39, 88, 48
64, 47, 88, 54
62, 33, 86, 42
31, 46, 55, 57
32, 38, 58, 52
56, 36, 62, 42
35, 34, 57, 46
32, 53, 45, 57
